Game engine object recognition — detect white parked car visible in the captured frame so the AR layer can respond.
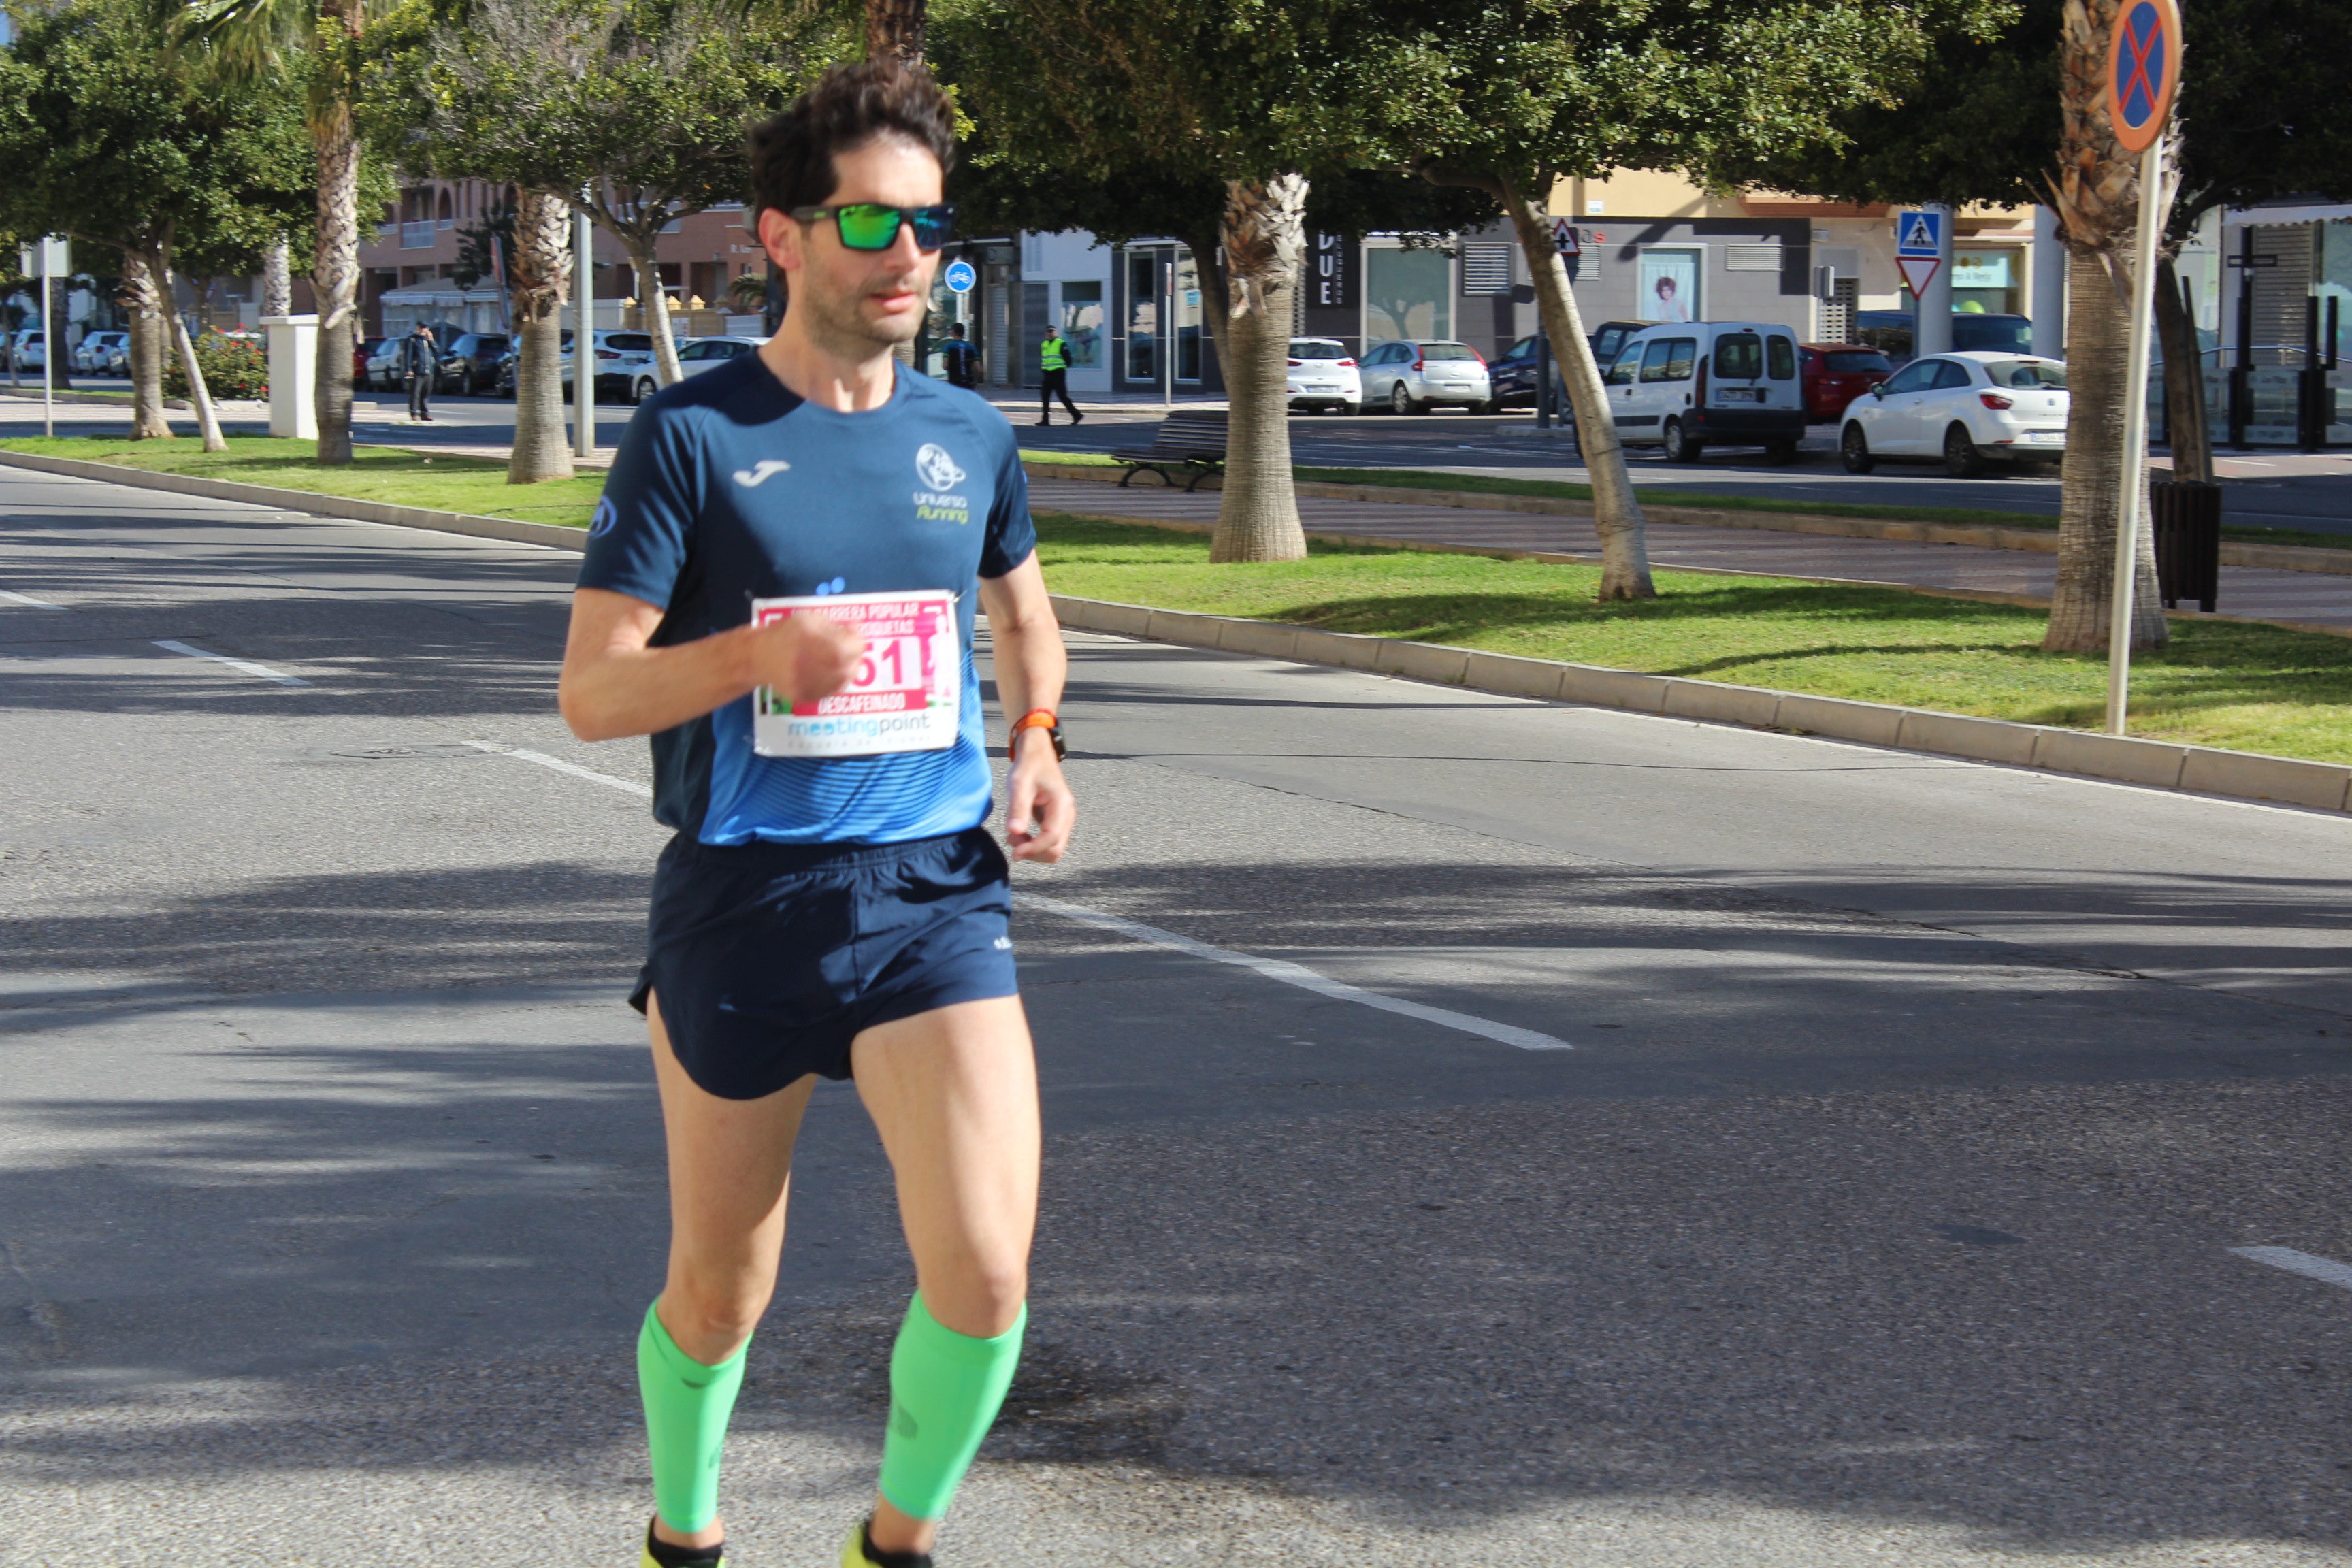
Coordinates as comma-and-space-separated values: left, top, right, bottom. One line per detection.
1359, 338, 1492, 414
5, 329, 46, 372
1839, 351, 2069, 477
1286, 337, 1360, 414
631, 334, 764, 404
1603, 321, 1807, 463
74, 330, 128, 376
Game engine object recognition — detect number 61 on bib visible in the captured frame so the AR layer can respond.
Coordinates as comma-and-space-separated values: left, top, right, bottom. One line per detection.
751, 589, 960, 757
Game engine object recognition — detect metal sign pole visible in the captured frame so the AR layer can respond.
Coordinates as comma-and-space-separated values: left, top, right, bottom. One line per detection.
40, 237, 55, 439
1162, 257, 1174, 410
2104, 141, 2166, 735
2100, 0, 2180, 734
574, 191, 595, 459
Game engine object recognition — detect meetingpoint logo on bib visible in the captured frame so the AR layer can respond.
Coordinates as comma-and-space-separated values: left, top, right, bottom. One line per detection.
913, 442, 970, 525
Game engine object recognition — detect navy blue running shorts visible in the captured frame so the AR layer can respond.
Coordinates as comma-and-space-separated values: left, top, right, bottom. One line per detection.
629, 826, 1018, 1100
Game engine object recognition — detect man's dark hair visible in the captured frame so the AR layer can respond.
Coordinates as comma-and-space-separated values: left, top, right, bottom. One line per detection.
949, 322, 966, 336
747, 60, 956, 222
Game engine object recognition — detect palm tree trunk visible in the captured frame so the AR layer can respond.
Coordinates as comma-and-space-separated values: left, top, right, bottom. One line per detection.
2044, 0, 2166, 654
2042, 245, 2165, 651
161, 253, 228, 454
1210, 174, 1307, 564
508, 189, 577, 484
1499, 171, 1653, 600
261, 239, 293, 320
311, 109, 361, 466
2155, 253, 2212, 485
630, 240, 683, 385
119, 252, 172, 441
865, 0, 924, 63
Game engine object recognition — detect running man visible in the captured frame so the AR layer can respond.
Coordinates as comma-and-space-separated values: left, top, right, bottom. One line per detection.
557, 60, 1074, 1568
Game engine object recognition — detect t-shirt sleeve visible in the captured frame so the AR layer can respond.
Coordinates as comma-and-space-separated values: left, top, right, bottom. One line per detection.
577, 403, 702, 608
979, 417, 1036, 578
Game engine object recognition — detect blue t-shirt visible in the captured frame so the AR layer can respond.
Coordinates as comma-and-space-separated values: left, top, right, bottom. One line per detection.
577, 355, 1037, 846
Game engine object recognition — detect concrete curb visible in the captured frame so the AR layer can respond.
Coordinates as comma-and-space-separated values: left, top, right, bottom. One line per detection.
5, 448, 2342, 814
1047, 593, 2352, 815
0, 448, 590, 553
1023, 459, 2352, 578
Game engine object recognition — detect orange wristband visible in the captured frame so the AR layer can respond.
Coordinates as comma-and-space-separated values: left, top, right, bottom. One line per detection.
1009, 708, 1059, 761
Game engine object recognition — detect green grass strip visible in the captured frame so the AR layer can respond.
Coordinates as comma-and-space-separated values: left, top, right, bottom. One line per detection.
0, 434, 605, 528
1032, 510, 2352, 765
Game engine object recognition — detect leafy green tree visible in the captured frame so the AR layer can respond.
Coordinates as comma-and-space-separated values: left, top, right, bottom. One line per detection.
0, 0, 314, 444
371, 0, 838, 478
1406, 0, 2004, 600
945, 0, 1441, 561
178, 0, 397, 466
1706, 0, 2352, 651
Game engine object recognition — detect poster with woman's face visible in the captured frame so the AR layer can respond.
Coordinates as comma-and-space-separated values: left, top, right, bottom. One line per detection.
1639, 251, 1698, 323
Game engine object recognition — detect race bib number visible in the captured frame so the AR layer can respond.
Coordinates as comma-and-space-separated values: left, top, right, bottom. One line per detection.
751, 590, 960, 757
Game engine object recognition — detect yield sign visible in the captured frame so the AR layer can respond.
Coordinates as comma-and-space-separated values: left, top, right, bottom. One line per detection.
1895, 255, 1942, 296
1551, 218, 1581, 256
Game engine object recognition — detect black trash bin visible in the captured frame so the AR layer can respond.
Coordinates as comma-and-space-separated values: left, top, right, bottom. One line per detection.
2151, 479, 2221, 613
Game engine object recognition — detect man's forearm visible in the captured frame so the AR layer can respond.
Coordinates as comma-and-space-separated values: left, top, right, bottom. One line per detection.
989, 606, 1066, 728
559, 626, 758, 743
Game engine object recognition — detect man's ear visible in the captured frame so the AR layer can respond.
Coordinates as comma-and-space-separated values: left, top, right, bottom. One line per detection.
757, 207, 803, 278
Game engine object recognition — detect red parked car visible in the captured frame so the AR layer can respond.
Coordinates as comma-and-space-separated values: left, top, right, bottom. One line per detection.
1800, 342, 1893, 423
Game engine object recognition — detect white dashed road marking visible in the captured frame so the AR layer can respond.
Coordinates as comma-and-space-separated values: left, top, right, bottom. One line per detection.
152, 640, 311, 687
0, 588, 64, 608
2230, 1245, 2352, 1292
466, 740, 653, 796
475, 737, 1569, 1051
1022, 893, 1573, 1053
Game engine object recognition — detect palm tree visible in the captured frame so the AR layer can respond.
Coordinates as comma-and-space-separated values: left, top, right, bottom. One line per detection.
2042, 0, 2168, 653
177, 0, 380, 466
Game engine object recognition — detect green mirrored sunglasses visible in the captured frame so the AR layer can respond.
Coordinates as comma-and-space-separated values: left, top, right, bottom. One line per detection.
787, 202, 958, 252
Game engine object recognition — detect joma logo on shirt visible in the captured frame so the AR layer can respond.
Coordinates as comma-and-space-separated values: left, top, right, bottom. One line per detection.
732, 459, 792, 488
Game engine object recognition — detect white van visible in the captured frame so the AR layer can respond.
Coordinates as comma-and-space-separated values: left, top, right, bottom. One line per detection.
1602, 321, 1806, 463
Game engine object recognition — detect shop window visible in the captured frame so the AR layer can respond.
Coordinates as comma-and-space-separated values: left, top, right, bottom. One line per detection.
1365, 246, 1451, 341
1058, 282, 1103, 367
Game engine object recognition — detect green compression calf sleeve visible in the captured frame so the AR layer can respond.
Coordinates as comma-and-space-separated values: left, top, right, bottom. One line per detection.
877, 1292, 1027, 1521
638, 1299, 749, 1535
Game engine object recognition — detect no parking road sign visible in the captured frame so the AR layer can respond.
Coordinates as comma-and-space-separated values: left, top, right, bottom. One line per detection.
2107, 0, 2180, 152
942, 258, 977, 294
1894, 210, 1944, 297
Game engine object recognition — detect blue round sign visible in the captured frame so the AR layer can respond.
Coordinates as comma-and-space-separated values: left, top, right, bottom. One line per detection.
2106, 0, 2179, 153
943, 259, 977, 294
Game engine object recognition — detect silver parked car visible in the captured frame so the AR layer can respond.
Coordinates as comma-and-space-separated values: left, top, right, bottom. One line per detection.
630, 334, 765, 404
1358, 338, 1494, 414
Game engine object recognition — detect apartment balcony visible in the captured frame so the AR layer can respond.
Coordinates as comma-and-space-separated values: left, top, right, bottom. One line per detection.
400, 220, 436, 249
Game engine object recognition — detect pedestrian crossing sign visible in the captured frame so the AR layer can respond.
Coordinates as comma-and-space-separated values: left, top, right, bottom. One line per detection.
1896, 210, 1942, 257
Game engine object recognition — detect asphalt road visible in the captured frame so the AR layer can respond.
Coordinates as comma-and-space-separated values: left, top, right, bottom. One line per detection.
3, 463, 2352, 1567
13, 378, 2352, 536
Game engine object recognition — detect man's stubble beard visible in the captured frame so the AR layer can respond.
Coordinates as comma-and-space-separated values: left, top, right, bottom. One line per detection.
798, 266, 925, 362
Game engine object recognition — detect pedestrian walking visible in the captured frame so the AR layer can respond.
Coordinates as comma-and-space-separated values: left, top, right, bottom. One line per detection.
1035, 324, 1079, 425
559, 58, 1074, 1568
402, 323, 437, 422
940, 321, 979, 389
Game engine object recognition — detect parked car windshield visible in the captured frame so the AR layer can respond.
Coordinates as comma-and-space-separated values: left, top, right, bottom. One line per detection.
606, 333, 655, 352
1290, 340, 1349, 360
1418, 342, 1477, 361
1984, 359, 2068, 389
1824, 350, 1891, 374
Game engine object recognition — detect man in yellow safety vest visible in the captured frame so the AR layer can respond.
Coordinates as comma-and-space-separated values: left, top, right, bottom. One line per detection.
1036, 325, 1081, 426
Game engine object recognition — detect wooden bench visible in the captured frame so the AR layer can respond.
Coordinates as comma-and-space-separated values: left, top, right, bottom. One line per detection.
1110, 410, 1228, 491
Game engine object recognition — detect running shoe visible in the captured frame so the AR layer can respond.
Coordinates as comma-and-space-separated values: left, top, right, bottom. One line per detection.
640, 1519, 725, 1568
840, 1520, 932, 1568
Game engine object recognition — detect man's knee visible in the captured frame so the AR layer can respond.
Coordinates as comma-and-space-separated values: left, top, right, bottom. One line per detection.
663, 1271, 774, 1352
